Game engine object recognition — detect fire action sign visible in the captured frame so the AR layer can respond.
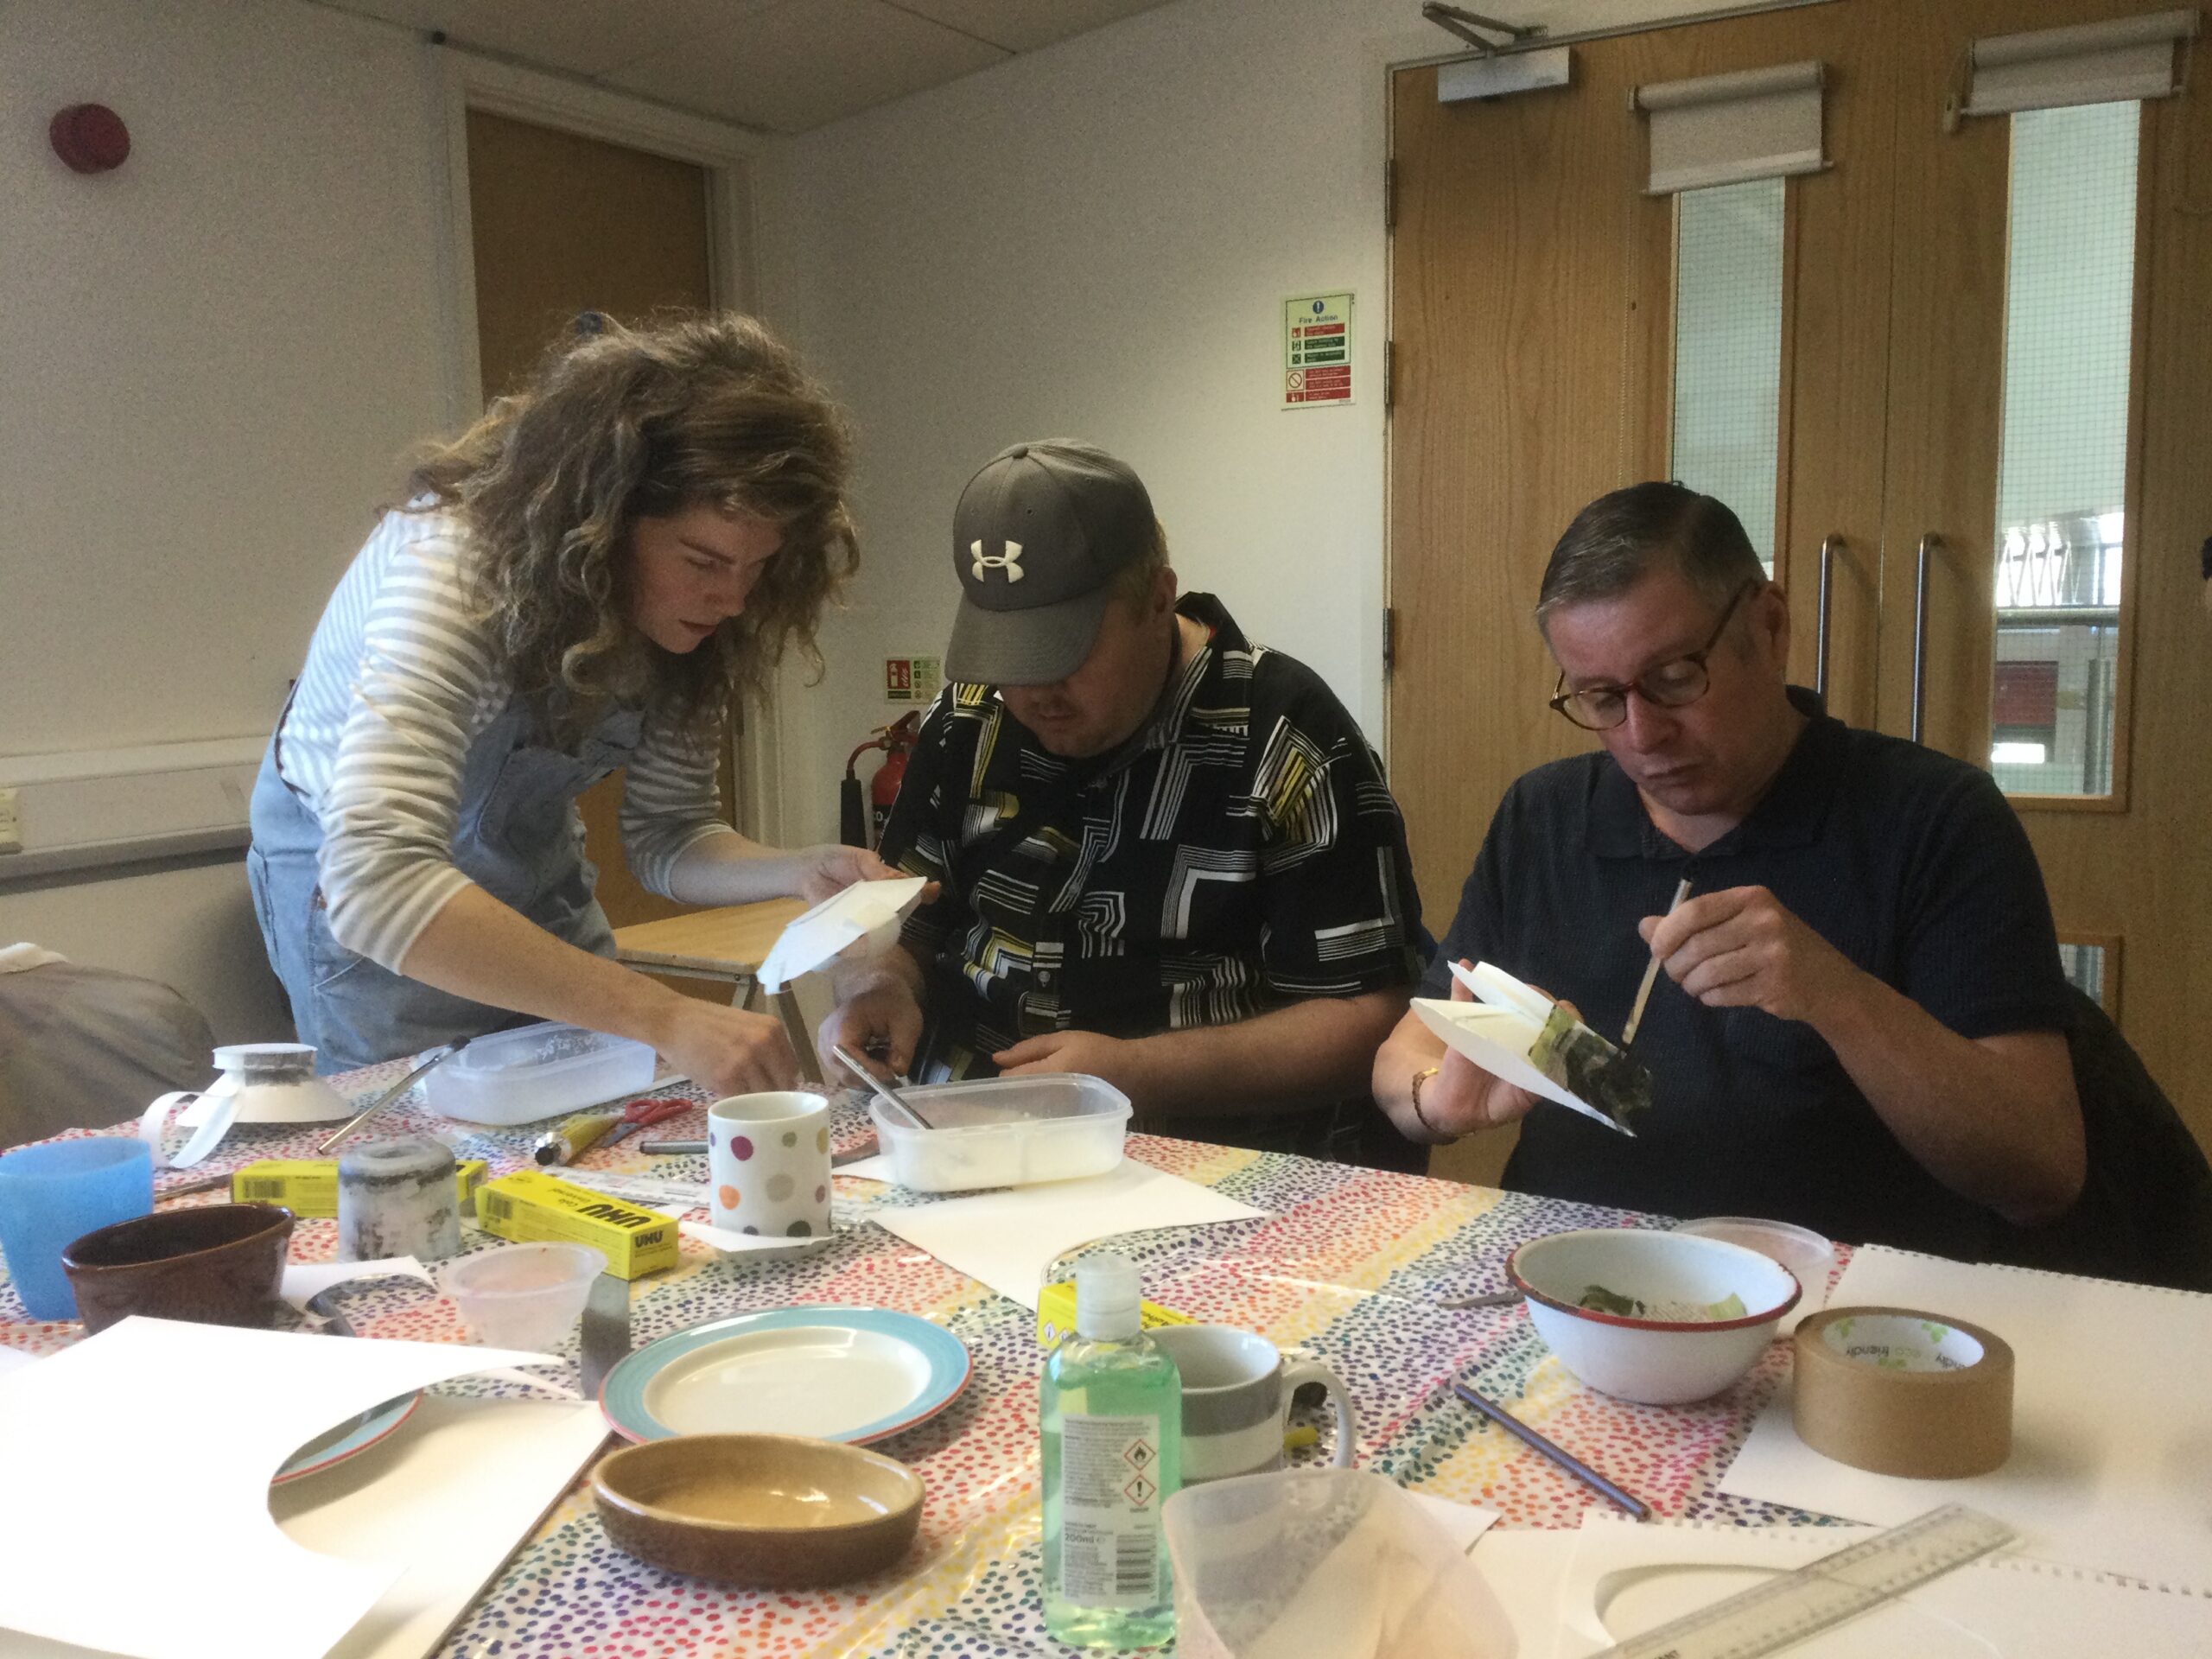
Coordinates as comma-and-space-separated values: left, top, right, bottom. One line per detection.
1283, 291, 1352, 409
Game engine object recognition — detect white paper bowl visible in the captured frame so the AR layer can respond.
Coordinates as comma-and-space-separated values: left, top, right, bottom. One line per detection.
1509, 1228, 1800, 1405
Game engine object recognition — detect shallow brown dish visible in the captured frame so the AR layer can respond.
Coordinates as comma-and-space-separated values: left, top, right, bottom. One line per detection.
592, 1433, 924, 1586
60, 1203, 294, 1334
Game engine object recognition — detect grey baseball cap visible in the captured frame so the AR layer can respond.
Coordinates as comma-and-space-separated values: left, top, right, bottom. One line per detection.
945, 440, 1157, 685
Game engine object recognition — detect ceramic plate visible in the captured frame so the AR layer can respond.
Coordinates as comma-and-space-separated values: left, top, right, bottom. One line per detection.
601, 1306, 969, 1446
272, 1392, 419, 1484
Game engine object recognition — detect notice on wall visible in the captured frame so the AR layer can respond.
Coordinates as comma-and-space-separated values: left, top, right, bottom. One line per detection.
885, 655, 943, 705
1283, 292, 1353, 409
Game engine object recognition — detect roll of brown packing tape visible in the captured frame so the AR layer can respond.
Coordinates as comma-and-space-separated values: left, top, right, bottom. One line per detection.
1791, 1306, 2013, 1478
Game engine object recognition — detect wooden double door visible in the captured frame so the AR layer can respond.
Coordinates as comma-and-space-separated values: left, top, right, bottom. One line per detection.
1389, 0, 2212, 1163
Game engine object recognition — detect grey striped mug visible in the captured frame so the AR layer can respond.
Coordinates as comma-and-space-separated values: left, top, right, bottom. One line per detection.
1151, 1324, 1359, 1483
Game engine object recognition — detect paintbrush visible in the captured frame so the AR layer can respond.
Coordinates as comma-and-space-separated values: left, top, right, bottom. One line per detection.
1621, 876, 1694, 1052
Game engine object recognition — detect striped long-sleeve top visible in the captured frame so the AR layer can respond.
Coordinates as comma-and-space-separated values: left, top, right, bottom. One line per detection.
275, 507, 735, 971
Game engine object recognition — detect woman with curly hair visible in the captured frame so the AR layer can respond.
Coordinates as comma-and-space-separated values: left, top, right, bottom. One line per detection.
247, 313, 890, 1095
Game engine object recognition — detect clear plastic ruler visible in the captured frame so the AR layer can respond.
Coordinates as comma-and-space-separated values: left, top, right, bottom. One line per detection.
1592, 1503, 2018, 1659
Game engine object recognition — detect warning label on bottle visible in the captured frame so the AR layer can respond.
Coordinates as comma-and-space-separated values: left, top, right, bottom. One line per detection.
1058, 1414, 1164, 1608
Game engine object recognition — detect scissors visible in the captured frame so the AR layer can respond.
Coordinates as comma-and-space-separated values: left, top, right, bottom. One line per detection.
594, 1096, 693, 1153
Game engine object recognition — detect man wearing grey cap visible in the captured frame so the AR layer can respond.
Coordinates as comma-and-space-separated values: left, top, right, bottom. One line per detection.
819, 440, 1427, 1167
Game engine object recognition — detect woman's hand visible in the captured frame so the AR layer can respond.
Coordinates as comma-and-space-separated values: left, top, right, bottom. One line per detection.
654, 999, 800, 1096
793, 843, 906, 904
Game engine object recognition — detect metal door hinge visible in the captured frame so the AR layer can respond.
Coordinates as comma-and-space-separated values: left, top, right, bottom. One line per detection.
1382, 607, 1398, 670
1384, 339, 1396, 412
1385, 158, 1398, 231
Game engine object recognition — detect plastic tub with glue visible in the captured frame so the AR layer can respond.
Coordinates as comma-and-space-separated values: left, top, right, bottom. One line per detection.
865, 1073, 1129, 1192
423, 1021, 657, 1127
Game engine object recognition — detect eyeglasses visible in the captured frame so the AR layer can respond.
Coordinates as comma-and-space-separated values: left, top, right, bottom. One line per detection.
1548, 580, 1761, 732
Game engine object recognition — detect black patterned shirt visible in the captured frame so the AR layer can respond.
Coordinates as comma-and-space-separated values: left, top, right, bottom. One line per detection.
879, 593, 1425, 1109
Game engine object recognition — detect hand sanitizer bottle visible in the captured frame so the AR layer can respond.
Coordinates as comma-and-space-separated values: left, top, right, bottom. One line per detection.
1041, 1251, 1182, 1648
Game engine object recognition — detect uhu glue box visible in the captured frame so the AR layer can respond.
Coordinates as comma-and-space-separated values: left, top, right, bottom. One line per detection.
231, 1158, 488, 1219
474, 1167, 677, 1280
1036, 1280, 1192, 1348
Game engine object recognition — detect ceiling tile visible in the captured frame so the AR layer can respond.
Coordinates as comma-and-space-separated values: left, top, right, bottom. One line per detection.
883, 0, 1176, 54
601, 0, 1008, 133
321, 0, 781, 79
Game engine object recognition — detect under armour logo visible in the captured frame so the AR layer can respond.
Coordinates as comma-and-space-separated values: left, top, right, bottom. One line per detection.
970, 538, 1025, 582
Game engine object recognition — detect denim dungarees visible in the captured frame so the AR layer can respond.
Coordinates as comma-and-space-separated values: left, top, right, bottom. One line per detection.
246, 697, 644, 1073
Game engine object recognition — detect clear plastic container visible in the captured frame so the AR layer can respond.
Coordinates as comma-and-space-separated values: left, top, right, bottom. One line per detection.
423, 1021, 658, 1126
1162, 1470, 1512, 1659
865, 1074, 1130, 1192
441, 1241, 607, 1350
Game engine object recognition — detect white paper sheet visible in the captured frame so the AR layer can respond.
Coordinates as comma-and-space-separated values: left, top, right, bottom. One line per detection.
280, 1257, 435, 1312
1554, 1514, 2212, 1659
1408, 1491, 1503, 1553
679, 1217, 839, 1256
830, 1153, 904, 1181
1719, 1245, 2212, 1586
0, 1398, 607, 1659
868, 1160, 1268, 1308
0, 1318, 560, 1659
1465, 1529, 1586, 1659
556, 1170, 708, 1211
756, 875, 928, 990
1414, 960, 1631, 1136
274, 1396, 609, 1659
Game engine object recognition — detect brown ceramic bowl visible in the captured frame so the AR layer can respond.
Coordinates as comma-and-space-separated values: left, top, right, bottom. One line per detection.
60, 1203, 295, 1334
592, 1433, 924, 1586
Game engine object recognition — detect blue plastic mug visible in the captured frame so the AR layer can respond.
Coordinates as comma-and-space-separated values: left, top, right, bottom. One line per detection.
0, 1138, 156, 1321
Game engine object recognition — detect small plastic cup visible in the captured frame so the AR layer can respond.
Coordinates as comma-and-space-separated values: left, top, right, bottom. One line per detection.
0, 1138, 155, 1321
440, 1242, 606, 1351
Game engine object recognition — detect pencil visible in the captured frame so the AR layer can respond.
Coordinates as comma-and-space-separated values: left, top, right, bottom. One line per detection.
1452, 1380, 1650, 1520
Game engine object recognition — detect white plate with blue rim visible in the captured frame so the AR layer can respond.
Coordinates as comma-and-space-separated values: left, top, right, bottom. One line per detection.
600, 1306, 969, 1446
273, 1393, 420, 1484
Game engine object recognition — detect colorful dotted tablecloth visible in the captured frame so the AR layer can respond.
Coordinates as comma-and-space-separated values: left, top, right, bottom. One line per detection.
0, 1060, 1844, 1656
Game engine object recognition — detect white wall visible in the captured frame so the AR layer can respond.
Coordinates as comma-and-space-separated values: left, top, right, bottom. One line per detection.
1, 859, 283, 1045
0, 0, 454, 1041
753, 0, 1723, 846
0, 0, 1734, 1039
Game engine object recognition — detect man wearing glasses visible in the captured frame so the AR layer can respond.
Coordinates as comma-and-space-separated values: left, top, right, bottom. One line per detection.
1372, 482, 2083, 1257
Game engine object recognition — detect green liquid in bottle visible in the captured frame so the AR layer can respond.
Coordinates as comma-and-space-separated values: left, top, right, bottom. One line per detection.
1041, 1254, 1181, 1649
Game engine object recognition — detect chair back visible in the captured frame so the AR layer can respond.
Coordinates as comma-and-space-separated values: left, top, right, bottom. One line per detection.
1986, 986, 2212, 1291
0, 962, 216, 1148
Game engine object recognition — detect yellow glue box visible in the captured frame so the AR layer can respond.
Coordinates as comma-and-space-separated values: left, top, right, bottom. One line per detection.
474, 1167, 677, 1280
1036, 1280, 1192, 1348
230, 1158, 488, 1219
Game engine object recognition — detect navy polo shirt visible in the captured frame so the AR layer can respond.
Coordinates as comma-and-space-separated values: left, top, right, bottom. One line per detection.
1421, 689, 2072, 1257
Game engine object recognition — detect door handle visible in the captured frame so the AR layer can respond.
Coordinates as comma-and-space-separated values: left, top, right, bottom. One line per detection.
1910, 533, 1939, 745
1814, 534, 1842, 702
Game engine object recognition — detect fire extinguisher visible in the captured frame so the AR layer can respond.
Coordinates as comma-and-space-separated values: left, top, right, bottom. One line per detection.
840, 712, 921, 849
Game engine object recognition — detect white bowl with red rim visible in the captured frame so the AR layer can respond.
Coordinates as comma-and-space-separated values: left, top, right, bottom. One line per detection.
1509, 1227, 1802, 1405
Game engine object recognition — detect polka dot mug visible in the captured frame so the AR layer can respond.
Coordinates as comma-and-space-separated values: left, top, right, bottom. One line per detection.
707, 1091, 832, 1240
